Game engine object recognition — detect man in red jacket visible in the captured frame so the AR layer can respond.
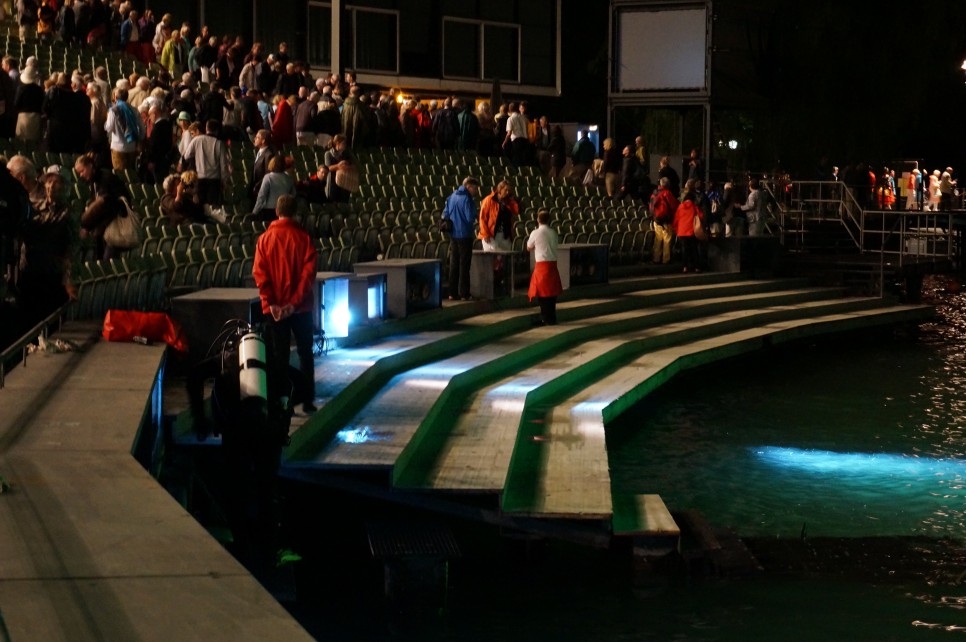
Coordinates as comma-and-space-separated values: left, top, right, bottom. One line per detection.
252, 194, 318, 413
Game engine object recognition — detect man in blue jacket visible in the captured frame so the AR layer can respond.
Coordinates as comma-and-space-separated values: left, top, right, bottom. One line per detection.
442, 176, 480, 300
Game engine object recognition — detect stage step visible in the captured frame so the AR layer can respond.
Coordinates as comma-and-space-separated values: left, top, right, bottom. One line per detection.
278, 272, 932, 542
285, 275, 803, 462
303, 286, 840, 473
612, 494, 680, 538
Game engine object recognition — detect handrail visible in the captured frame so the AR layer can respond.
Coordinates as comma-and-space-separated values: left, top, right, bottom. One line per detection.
765, 180, 958, 297
0, 301, 72, 390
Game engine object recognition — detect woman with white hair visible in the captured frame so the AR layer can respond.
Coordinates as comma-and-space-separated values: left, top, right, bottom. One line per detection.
14, 65, 43, 144
926, 170, 941, 212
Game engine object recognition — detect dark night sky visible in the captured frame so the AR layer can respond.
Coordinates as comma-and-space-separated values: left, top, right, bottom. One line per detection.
553, 0, 966, 176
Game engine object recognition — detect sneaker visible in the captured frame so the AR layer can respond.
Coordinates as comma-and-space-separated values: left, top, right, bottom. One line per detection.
302, 402, 318, 414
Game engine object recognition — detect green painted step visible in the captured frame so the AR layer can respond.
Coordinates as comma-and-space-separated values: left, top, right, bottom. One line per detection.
392, 290, 862, 492
286, 275, 804, 461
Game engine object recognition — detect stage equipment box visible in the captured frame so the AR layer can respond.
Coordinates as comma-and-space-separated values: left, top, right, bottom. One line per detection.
354, 259, 440, 318
171, 288, 262, 360
470, 249, 521, 299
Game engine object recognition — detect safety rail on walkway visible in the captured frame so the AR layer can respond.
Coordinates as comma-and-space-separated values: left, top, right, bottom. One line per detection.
859, 210, 956, 264
0, 302, 71, 390
764, 180, 862, 250
768, 180, 958, 262
764, 180, 959, 295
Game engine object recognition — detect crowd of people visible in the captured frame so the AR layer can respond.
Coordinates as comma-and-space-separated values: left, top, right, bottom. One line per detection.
10, 1, 958, 345
0, 3, 585, 341
820, 161, 961, 213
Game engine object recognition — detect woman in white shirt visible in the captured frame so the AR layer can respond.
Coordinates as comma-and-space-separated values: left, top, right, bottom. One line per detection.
526, 208, 563, 325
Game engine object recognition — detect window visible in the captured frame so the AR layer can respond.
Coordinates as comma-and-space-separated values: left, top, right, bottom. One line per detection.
307, 2, 332, 69
443, 18, 521, 83
442, 19, 480, 79
483, 24, 519, 82
352, 8, 399, 74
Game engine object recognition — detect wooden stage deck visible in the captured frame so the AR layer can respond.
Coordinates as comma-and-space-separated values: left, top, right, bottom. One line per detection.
282, 273, 934, 544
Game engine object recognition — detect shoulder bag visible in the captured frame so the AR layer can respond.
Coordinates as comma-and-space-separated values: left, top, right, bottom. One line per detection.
103, 197, 143, 249
693, 213, 707, 241
334, 164, 360, 193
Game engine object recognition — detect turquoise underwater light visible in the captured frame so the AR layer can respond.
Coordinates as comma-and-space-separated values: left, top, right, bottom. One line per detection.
752, 446, 966, 478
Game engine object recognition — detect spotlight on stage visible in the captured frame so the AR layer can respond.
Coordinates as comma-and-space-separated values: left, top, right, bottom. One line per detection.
319, 273, 352, 339
350, 272, 387, 325
317, 272, 387, 340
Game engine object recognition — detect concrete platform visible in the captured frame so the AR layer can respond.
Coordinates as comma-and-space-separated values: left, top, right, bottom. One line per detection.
0, 323, 313, 642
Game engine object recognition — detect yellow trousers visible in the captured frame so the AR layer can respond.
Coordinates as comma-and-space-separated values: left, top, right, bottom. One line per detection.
652, 222, 672, 263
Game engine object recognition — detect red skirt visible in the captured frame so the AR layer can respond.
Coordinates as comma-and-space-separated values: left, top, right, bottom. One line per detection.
529, 261, 562, 300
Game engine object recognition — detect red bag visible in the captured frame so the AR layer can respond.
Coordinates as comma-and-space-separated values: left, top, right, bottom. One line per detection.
102, 310, 190, 353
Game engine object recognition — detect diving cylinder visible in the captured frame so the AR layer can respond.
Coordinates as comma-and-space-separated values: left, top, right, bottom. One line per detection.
237, 332, 268, 417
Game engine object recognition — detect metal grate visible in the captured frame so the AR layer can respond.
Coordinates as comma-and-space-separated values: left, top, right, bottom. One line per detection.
367, 520, 461, 560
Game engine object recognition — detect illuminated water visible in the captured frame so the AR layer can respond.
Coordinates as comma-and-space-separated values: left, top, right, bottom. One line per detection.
608, 280, 966, 540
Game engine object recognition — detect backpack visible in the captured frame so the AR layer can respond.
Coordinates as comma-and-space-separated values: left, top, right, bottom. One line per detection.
650, 189, 675, 223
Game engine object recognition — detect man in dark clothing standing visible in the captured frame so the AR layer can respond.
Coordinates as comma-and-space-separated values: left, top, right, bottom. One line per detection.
441, 176, 480, 301
433, 97, 459, 150
658, 155, 680, 197
275, 63, 302, 99
144, 105, 174, 184
570, 130, 596, 185
341, 85, 369, 149
198, 81, 229, 125
249, 128, 275, 201
294, 92, 318, 147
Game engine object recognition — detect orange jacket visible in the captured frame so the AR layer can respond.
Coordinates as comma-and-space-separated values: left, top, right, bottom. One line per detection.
673, 199, 703, 237
252, 218, 317, 314
478, 193, 520, 241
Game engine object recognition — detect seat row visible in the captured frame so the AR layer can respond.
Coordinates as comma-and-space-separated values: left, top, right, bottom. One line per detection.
70, 255, 167, 320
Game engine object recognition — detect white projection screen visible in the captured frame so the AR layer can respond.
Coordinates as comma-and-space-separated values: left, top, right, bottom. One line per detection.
617, 7, 707, 91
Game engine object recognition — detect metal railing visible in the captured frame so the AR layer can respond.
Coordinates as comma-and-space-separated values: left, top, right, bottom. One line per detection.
859, 210, 955, 265
763, 180, 958, 296
0, 301, 72, 390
